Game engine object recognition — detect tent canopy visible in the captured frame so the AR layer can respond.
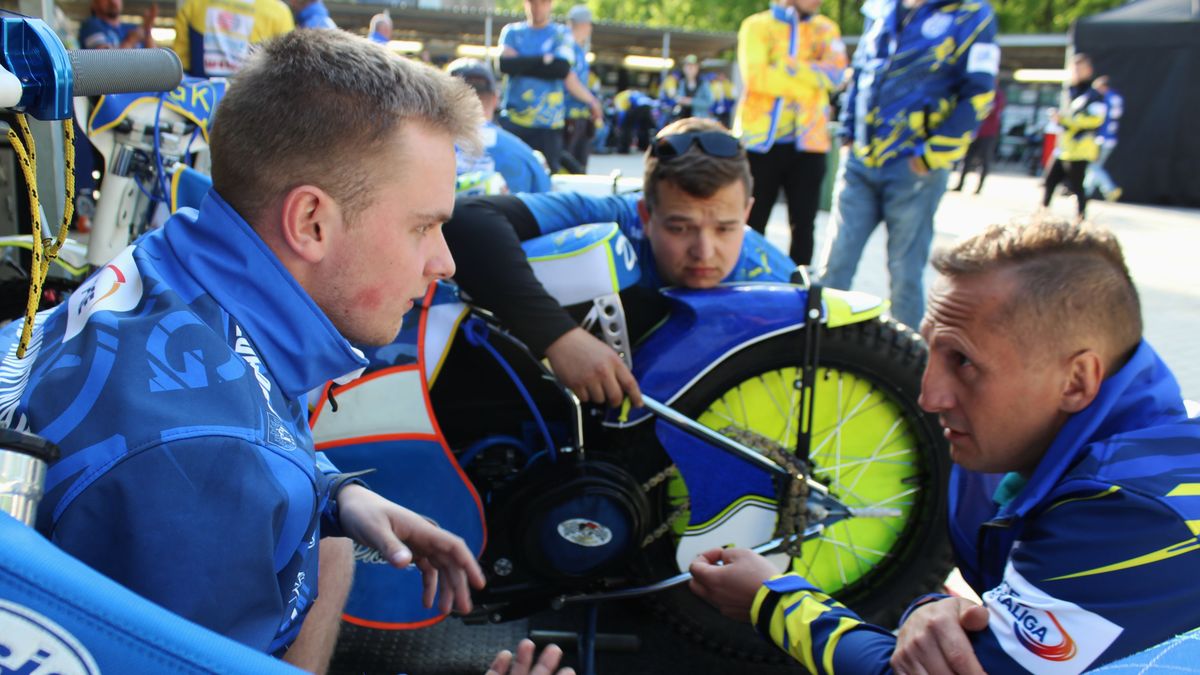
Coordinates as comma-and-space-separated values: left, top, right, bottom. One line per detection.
1073, 0, 1200, 206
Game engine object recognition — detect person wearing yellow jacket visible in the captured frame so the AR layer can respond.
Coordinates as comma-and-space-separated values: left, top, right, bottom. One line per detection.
173, 0, 294, 78
735, 0, 847, 265
1042, 53, 1108, 220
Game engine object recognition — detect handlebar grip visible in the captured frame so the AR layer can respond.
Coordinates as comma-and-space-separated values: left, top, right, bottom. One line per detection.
69, 47, 183, 98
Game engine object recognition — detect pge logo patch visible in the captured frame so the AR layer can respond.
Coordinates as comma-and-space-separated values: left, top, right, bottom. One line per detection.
0, 600, 99, 675
65, 245, 143, 342
983, 562, 1122, 673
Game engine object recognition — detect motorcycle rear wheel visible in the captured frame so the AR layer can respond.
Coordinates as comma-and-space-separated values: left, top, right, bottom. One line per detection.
633, 316, 953, 662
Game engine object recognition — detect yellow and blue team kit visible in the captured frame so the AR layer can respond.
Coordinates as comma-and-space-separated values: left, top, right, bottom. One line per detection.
735, 4, 849, 153
843, 0, 999, 169
751, 341, 1200, 673
173, 0, 294, 78
499, 21, 576, 130
1056, 85, 1109, 162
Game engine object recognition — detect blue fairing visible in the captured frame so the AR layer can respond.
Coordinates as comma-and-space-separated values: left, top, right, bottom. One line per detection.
655, 424, 774, 527
0, 511, 299, 674
620, 282, 812, 426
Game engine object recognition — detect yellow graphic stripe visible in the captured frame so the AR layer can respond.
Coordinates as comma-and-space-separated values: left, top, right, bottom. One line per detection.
1044, 486, 1121, 514
1167, 483, 1200, 497
1047, 537, 1200, 581
823, 616, 859, 674
685, 493, 776, 533
1188, 520, 1200, 536
970, 90, 996, 122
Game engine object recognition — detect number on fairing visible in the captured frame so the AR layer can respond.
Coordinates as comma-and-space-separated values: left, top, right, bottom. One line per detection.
614, 234, 637, 272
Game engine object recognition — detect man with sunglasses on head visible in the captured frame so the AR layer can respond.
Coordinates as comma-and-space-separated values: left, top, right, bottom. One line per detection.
444, 117, 796, 408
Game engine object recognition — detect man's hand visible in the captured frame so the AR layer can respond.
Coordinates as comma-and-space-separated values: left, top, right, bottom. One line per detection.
891, 597, 989, 675
589, 98, 603, 124
143, 4, 158, 47
486, 639, 575, 675
688, 547, 780, 622
909, 155, 930, 177
544, 327, 642, 408
119, 27, 145, 49
336, 484, 486, 615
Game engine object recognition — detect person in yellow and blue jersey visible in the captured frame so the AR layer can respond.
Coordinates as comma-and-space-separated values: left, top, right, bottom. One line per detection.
691, 218, 1200, 674
1043, 53, 1108, 220
498, 0, 601, 173
736, 0, 847, 266
563, 4, 601, 173
173, 0, 294, 77
815, 0, 998, 329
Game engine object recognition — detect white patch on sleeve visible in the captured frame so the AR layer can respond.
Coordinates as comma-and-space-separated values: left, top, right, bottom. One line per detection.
982, 561, 1123, 674
966, 43, 1001, 75
64, 245, 143, 342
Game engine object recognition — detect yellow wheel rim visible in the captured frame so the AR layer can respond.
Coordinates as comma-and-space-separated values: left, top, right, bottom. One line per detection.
669, 365, 922, 595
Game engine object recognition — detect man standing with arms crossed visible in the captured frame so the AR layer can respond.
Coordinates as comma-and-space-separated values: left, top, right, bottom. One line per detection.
498, 0, 601, 174
736, 0, 847, 266
816, 0, 998, 329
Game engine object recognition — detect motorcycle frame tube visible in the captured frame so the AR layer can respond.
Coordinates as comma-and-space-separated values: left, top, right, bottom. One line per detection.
608, 283, 886, 428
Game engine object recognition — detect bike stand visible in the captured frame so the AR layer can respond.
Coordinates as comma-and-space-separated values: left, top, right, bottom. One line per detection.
528, 603, 640, 675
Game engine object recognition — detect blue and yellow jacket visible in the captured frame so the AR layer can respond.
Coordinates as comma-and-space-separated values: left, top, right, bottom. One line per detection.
0, 190, 368, 656
842, 0, 999, 169
735, 5, 847, 153
751, 341, 1200, 672
1055, 84, 1108, 162
173, 0, 294, 77
517, 191, 797, 288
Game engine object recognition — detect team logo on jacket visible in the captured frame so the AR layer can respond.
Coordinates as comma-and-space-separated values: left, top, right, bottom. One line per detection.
0, 600, 99, 675
983, 562, 1122, 673
65, 246, 143, 342
921, 13, 953, 39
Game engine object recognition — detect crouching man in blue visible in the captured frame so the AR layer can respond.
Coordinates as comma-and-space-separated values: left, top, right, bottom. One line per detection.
689, 219, 1200, 673
444, 117, 796, 408
0, 31, 487, 673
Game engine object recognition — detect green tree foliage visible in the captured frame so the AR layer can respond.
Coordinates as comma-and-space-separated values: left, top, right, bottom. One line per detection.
496, 0, 1128, 36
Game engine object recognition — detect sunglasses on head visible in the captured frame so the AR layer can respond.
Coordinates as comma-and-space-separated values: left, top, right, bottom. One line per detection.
649, 131, 743, 160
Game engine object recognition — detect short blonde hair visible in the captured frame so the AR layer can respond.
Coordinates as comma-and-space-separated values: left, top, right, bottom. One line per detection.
932, 218, 1142, 367
211, 30, 481, 225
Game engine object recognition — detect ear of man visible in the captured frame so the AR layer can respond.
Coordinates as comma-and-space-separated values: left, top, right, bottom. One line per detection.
278, 185, 345, 265
1059, 348, 1105, 414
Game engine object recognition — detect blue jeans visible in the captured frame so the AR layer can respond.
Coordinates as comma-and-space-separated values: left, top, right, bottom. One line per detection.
816, 154, 950, 329
1083, 143, 1117, 197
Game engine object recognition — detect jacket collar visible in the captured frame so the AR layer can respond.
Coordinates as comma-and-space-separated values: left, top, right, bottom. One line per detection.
162, 191, 368, 401
999, 340, 1185, 518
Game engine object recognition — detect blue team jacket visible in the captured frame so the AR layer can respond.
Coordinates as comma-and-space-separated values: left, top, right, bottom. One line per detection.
0, 190, 369, 656
751, 341, 1200, 673
842, 0, 999, 169
516, 191, 798, 287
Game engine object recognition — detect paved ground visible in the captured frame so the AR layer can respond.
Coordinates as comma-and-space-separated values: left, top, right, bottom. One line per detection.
336, 155, 1200, 675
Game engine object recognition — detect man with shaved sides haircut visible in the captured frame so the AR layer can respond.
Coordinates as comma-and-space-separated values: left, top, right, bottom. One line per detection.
690, 218, 1200, 672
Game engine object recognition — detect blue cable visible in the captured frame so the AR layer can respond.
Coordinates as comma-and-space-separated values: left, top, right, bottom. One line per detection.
458, 434, 533, 469
461, 318, 558, 461
152, 95, 171, 204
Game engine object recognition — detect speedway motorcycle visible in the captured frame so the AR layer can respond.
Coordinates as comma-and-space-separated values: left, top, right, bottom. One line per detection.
314, 217, 954, 666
